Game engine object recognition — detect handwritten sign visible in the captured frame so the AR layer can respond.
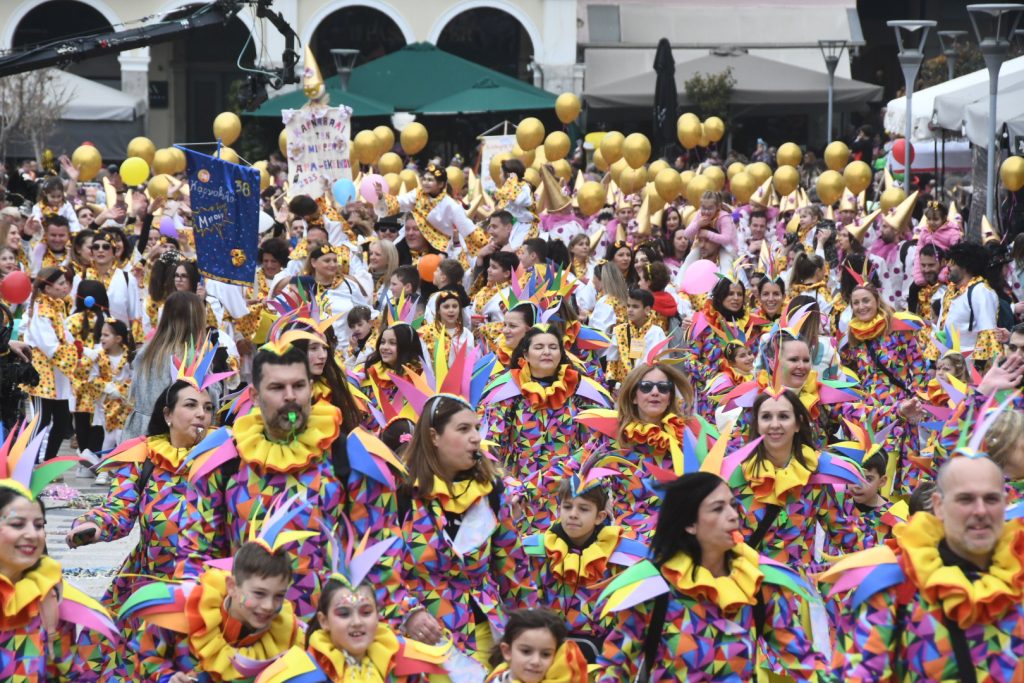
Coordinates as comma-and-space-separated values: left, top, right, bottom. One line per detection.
180, 145, 259, 286
283, 104, 353, 198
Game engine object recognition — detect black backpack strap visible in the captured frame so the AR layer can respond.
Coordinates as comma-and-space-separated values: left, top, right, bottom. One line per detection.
134, 459, 155, 499
753, 589, 768, 638
330, 431, 352, 483
967, 282, 977, 330
864, 341, 911, 395
640, 592, 669, 681
941, 613, 978, 683
747, 504, 782, 551
890, 600, 907, 680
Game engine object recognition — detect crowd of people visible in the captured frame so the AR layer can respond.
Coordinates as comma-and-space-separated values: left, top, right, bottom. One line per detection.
1, 117, 1024, 683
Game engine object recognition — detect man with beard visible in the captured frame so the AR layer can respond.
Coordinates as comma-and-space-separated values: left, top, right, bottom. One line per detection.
828, 457, 1024, 680
938, 241, 1001, 362
907, 244, 946, 324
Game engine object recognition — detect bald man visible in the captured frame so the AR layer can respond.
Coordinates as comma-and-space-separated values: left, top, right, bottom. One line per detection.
831, 457, 1024, 681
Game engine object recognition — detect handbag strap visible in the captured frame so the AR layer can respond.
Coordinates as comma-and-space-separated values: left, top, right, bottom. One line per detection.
639, 592, 669, 682
864, 340, 911, 395
941, 613, 978, 683
747, 504, 782, 551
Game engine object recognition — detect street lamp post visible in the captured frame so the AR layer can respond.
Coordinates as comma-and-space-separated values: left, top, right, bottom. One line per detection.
938, 30, 970, 80
967, 4, 1024, 220
818, 40, 848, 142
330, 49, 360, 91
888, 20, 937, 194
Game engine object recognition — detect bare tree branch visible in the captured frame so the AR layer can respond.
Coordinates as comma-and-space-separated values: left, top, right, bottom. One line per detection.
0, 69, 73, 164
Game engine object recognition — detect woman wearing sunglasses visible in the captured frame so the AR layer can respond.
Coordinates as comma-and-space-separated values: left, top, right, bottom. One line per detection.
577, 354, 701, 536
73, 229, 140, 329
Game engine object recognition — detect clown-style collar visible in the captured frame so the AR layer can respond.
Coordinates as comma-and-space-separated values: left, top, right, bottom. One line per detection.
894, 512, 1024, 629
0, 556, 61, 630
311, 377, 333, 404
146, 434, 192, 473
512, 364, 579, 410
622, 412, 687, 453
186, 568, 298, 681
233, 401, 342, 474
309, 624, 400, 681
487, 641, 588, 683
741, 445, 820, 505
543, 524, 623, 585
756, 369, 824, 418
661, 541, 763, 613
424, 476, 494, 515
848, 312, 887, 342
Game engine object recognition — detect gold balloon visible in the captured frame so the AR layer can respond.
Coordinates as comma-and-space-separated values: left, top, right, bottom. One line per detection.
600, 131, 625, 165
354, 130, 380, 166
677, 117, 701, 149
516, 117, 545, 152
593, 148, 608, 172
258, 166, 270, 192
213, 112, 241, 146
512, 144, 535, 168
373, 125, 395, 155
843, 160, 872, 195
727, 162, 745, 181
703, 116, 725, 143
169, 147, 186, 174
824, 141, 851, 172
699, 124, 710, 148
544, 131, 571, 162
446, 166, 466, 193
654, 167, 683, 202
555, 92, 581, 124
730, 171, 756, 204
816, 170, 846, 205
618, 166, 646, 194
383, 172, 401, 194
647, 160, 670, 183
702, 166, 725, 192
552, 159, 572, 181
218, 146, 239, 165
127, 137, 156, 165
880, 187, 907, 212
773, 166, 799, 197
379, 152, 403, 175
578, 181, 606, 216
147, 174, 172, 199
399, 168, 419, 192
1001, 155, 1024, 192
686, 174, 714, 206
72, 144, 102, 181
151, 148, 175, 176
490, 152, 511, 186
278, 129, 287, 156
746, 161, 772, 186
679, 170, 695, 199
400, 123, 428, 155
623, 133, 651, 169
679, 112, 700, 127
776, 142, 803, 168
610, 157, 629, 185
523, 167, 541, 188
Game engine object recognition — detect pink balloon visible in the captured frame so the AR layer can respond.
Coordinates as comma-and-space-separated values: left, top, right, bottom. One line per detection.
681, 259, 719, 295
360, 174, 385, 204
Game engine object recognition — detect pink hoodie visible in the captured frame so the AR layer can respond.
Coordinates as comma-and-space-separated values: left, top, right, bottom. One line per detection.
912, 221, 962, 285
683, 210, 736, 250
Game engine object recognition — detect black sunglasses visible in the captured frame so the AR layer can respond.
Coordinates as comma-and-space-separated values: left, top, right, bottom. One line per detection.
637, 380, 673, 395
90, 243, 112, 251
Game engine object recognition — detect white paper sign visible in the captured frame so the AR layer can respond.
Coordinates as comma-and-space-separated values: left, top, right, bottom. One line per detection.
479, 134, 516, 194
283, 104, 353, 198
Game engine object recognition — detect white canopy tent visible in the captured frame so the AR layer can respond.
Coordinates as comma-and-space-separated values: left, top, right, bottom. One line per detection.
964, 78, 1024, 147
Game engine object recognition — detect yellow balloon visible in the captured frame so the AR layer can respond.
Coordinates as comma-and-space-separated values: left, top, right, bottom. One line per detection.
383, 173, 401, 194
169, 147, 186, 174
516, 117, 545, 152
379, 152, 403, 175
654, 167, 683, 202
679, 170, 695, 200
679, 112, 700, 127
647, 160, 670, 183
610, 157, 629, 185
677, 117, 701, 149
552, 159, 572, 181
218, 146, 239, 165
623, 133, 651, 169
544, 131, 571, 162
727, 162, 745, 181
1000, 155, 1024, 192
730, 171, 756, 204
555, 92, 581, 124
773, 166, 799, 197
373, 125, 395, 155
400, 123, 428, 155
578, 181, 606, 216
777, 142, 803, 168
618, 166, 646, 194
278, 129, 288, 156
490, 152, 511, 186
880, 187, 907, 212
524, 167, 541, 188
120, 157, 150, 186
147, 174, 172, 199
600, 132, 625, 165
213, 112, 241, 146
843, 160, 872, 195
72, 145, 102, 181
399, 169, 419, 192
686, 174, 714, 206
446, 166, 466, 193
699, 124, 710, 148
702, 166, 725, 192
126, 137, 156, 165
512, 144, 535, 168
592, 148, 608, 172
257, 166, 270, 192
704, 116, 725, 143
354, 130, 380, 166
824, 141, 851, 172
746, 161, 772, 186
816, 170, 846, 205
152, 148, 175, 176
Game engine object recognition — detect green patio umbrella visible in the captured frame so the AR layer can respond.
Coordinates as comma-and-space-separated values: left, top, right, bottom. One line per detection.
250, 75, 394, 118
417, 78, 556, 115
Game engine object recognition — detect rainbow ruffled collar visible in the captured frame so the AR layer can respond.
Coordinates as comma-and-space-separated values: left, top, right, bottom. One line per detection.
848, 313, 887, 342
543, 525, 622, 585
512, 364, 579, 409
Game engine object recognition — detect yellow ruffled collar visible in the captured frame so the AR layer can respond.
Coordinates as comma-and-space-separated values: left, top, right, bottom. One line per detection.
426, 476, 493, 514
742, 445, 820, 505
186, 569, 297, 680
848, 312, 887, 342
660, 542, 763, 613
512, 364, 579, 409
146, 434, 191, 472
312, 378, 332, 404
233, 401, 342, 474
544, 525, 622, 585
488, 642, 588, 683
309, 624, 400, 680
621, 413, 689, 473
0, 556, 61, 629
895, 512, 1024, 628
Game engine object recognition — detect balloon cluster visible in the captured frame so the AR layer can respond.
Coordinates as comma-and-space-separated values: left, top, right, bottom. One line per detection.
676, 113, 725, 150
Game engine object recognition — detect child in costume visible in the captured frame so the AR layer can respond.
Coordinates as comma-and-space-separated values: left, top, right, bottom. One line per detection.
418, 288, 474, 365
606, 288, 666, 385
66, 280, 109, 463
87, 318, 134, 450
486, 609, 588, 683
522, 468, 646, 662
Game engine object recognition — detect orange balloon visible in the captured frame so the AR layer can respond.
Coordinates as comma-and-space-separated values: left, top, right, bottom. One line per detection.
417, 254, 442, 283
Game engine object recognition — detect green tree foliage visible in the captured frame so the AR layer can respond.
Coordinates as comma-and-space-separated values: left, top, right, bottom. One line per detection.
683, 68, 736, 119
